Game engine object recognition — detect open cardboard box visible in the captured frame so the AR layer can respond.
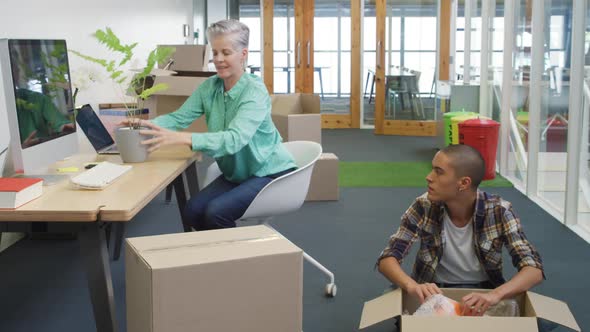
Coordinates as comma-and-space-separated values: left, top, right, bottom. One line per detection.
271, 93, 322, 144
360, 288, 580, 331
144, 44, 216, 133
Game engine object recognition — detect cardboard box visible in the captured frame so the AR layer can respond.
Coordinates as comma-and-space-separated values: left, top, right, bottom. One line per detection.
271, 93, 322, 144
158, 44, 211, 72
146, 44, 216, 133
125, 225, 303, 332
360, 288, 580, 332
306, 153, 339, 201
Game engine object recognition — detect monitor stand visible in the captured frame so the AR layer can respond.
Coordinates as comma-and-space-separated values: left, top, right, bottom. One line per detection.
15, 173, 69, 186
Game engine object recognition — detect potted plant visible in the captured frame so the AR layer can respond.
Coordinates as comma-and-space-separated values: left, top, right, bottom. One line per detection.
71, 28, 175, 162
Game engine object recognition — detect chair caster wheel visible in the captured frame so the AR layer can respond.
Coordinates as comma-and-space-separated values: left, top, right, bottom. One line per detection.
325, 283, 337, 297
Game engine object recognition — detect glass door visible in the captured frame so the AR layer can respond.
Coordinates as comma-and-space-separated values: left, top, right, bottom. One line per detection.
372, 0, 440, 135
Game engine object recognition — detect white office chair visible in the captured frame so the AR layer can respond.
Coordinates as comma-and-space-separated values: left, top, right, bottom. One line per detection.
201, 141, 337, 297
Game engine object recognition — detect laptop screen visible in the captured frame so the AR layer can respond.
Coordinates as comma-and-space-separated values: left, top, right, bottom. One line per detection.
75, 104, 115, 152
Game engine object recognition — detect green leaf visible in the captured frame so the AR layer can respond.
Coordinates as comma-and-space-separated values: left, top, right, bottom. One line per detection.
139, 83, 169, 100
70, 50, 108, 67
110, 70, 124, 80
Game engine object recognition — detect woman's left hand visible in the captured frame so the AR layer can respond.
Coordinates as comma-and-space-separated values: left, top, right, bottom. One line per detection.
139, 122, 192, 153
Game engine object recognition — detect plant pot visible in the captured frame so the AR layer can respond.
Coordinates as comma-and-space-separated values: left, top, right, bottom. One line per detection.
114, 126, 150, 163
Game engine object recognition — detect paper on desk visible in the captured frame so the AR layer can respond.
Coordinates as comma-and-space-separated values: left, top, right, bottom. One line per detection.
56, 167, 79, 173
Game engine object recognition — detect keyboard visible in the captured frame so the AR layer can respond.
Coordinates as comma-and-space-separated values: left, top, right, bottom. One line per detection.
71, 161, 133, 189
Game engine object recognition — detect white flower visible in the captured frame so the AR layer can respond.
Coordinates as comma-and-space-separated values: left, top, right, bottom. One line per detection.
71, 66, 103, 91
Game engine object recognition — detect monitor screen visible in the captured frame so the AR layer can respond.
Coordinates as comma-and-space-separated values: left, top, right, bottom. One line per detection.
8, 39, 75, 150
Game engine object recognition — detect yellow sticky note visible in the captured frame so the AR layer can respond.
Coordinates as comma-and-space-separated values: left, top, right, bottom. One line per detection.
57, 167, 79, 173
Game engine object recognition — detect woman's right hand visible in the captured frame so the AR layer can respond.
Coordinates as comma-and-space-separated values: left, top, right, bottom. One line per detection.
406, 282, 442, 303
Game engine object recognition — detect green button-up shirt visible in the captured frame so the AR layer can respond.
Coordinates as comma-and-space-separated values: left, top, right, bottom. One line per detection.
152, 73, 297, 183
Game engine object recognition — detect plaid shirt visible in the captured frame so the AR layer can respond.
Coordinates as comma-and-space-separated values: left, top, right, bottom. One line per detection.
378, 191, 544, 287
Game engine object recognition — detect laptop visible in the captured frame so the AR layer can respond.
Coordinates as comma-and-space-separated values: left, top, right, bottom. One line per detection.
75, 104, 119, 154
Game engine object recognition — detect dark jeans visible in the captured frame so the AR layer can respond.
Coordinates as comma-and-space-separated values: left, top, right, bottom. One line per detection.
182, 168, 295, 231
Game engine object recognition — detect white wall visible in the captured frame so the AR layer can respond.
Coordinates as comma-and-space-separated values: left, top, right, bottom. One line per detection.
207, 0, 228, 31
194, 0, 207, 44
0, 0, 194, 109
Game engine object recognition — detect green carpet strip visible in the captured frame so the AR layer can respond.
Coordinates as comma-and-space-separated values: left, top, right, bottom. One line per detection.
339, 162, 513, 188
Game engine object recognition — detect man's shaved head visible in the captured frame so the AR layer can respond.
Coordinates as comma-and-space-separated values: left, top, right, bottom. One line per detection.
439, 144, 486, 189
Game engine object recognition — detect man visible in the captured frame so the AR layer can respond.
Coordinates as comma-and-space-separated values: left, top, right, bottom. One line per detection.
377, 144, 544, 316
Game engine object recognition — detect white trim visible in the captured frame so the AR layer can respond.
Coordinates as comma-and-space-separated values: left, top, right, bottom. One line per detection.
450, 0, 457, 83
479, 0, 491, 117
463, 0, 472, 84
526, 0, 544, 197
570, 225, 590, 244
387, 8, 392, 76
360, 0, 366, 127
565, 0, 587, 227
499, 0, 515, 175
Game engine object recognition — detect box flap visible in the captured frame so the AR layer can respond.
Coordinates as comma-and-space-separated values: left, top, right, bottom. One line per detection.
158, 44, 213, 72
300, 93, 321, 114
402, 316, 538, 332
527, 291, 580, 331
359, 289, 402, 329
271, 94, 303, 116
125, 225, 301, 270
151, 76, 211, 96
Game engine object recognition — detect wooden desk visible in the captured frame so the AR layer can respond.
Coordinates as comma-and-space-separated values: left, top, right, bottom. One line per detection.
0, 145, 201, 332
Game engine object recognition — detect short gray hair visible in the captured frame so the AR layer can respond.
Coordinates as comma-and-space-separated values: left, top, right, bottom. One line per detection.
207, 19, 250, 50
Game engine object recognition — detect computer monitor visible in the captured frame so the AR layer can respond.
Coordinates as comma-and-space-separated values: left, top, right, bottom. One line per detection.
0, 39, 78, 174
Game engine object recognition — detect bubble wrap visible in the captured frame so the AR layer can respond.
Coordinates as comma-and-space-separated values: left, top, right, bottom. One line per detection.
413, 294, 461, 316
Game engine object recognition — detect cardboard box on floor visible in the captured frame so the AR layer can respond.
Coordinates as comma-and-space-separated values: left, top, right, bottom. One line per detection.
360, 288, 580, 332
271, 93, 322, 144
144, 44, 216, 133
306, 153, 339, 201
125, 225, 303, 332
270, 93, 339, 201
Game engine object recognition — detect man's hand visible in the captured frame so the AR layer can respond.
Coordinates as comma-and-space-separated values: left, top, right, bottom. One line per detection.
406, 282, 442, 303
138, 121, 192, 152
461, 291, 501, 316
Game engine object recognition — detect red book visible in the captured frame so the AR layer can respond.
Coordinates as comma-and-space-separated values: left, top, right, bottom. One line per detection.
0, 177, 44, 209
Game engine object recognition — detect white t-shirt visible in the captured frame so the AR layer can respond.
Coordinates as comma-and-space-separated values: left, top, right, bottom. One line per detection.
434, 211, 488, 284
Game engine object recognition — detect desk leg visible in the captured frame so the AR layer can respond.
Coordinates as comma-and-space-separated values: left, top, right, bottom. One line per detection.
364, 71, 370, 98
79, 223, 118, 332
185, 161, 200, 197
164, 184, 173, 204
112, 223, 125, 261
173, 174, 191, 232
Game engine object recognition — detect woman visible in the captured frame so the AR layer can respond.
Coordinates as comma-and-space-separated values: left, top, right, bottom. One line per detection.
131, 19, 297, 231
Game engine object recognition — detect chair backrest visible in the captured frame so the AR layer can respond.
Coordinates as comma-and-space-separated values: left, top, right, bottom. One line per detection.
241, 141, 322, 219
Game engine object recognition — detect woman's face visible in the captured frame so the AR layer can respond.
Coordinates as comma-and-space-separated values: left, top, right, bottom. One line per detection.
211, 35, 247, 82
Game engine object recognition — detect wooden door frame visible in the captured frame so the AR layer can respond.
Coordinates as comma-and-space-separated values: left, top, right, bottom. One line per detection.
372, 0, 446, 136
263, 0, 274, 93
263, 0, 362, 129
